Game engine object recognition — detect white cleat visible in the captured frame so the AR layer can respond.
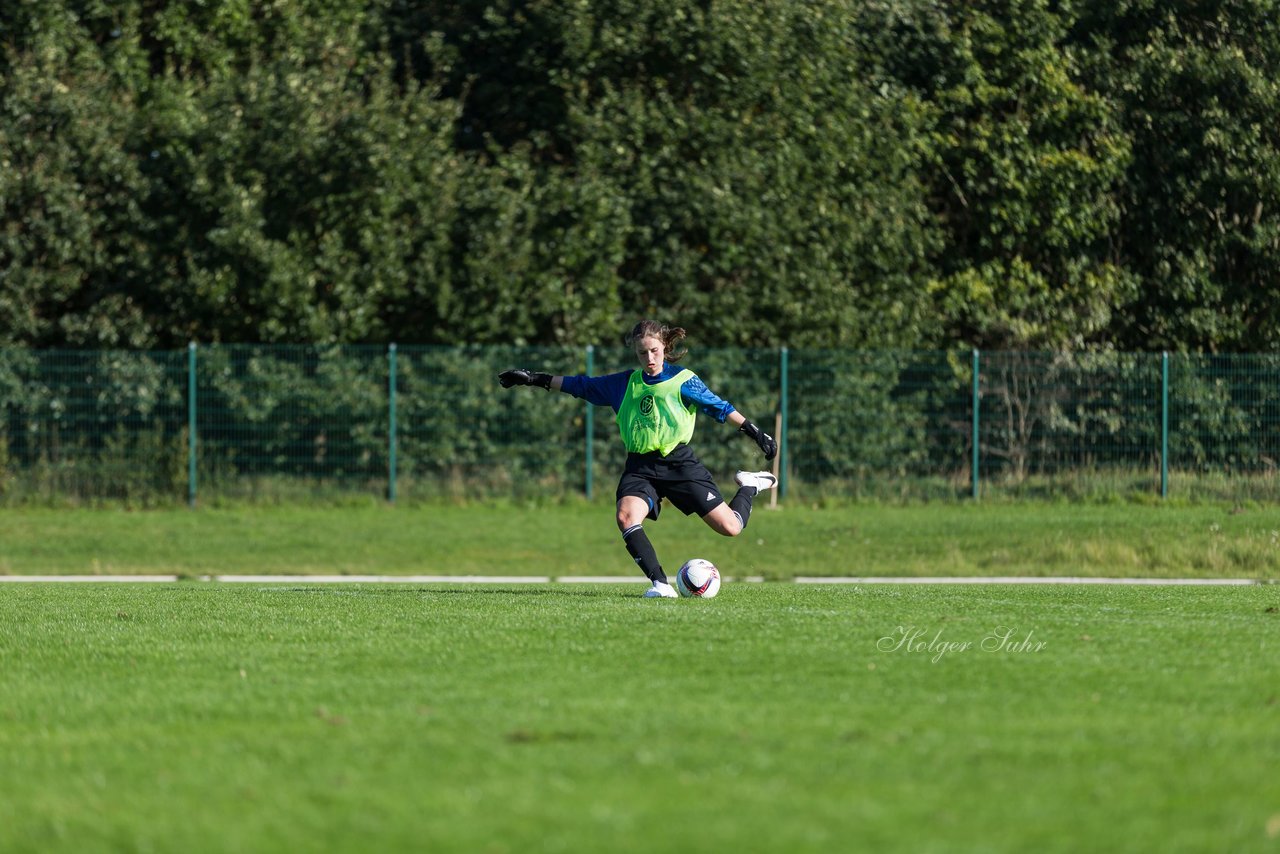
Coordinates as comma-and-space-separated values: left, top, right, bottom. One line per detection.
642, 581, 678, 599
735, 471, 778, 492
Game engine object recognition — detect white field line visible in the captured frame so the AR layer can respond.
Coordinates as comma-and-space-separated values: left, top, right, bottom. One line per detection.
0, 575, 182, 583
0, 574, 1266, 585
211, 575, 553, 584
793, 576, 1262, 586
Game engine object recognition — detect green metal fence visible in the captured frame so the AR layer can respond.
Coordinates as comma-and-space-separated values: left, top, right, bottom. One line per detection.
1, 346, 1278, 505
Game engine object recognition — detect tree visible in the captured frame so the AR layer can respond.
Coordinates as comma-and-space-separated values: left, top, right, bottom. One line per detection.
866, 0, 1137, 350
0, 10, 155, 346
1076, 0, 1280, 351
558, 0, 938, 347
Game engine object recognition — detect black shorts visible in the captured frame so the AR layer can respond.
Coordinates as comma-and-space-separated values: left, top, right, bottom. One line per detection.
615, 445, 724, 521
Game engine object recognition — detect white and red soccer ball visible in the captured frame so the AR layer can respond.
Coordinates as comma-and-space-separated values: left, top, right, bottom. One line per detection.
676, 558, 721, 598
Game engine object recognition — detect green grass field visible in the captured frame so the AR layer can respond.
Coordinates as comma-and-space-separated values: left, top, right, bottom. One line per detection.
2, 502, 1278, 851
1, 582, 1278, 852
1, 501, 1279, 579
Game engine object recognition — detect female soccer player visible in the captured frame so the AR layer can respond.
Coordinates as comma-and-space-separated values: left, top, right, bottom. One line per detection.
498, 320, 778, 598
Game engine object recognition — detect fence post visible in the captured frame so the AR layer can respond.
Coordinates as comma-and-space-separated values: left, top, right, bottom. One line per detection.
1161, 351, 1169, 499
585, 344, 595, 499
971, 348, 980, 500
779, 346, 789, 500
388, 343, 398, 503
188, 341, 197, 508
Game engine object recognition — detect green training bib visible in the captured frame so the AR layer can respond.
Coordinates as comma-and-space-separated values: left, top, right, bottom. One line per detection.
616, 369, 696, 455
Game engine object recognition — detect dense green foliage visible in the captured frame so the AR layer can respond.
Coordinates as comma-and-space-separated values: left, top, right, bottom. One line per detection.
3, 1, 1280, 350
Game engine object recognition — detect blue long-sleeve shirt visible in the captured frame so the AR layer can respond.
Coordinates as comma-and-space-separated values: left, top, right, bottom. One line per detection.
559, 363, 737, 423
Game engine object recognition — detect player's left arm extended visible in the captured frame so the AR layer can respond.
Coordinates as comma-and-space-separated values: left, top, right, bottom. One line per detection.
682, 377, 776, 461
735, 414, 776, 461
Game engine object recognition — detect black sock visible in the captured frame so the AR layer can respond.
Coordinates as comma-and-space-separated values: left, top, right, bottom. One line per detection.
729, 486, 757, 531
622, 525, 666, 583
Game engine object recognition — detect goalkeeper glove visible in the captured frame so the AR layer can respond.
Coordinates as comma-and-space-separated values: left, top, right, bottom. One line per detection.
739, 420, 778, 461
498, 369, 553, 390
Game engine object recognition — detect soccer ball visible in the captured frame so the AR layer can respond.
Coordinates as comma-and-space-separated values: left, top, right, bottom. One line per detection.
676, 558, 721, 598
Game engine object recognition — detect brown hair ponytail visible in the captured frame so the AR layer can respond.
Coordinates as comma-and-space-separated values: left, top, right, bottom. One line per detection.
624, 320, 688, 363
